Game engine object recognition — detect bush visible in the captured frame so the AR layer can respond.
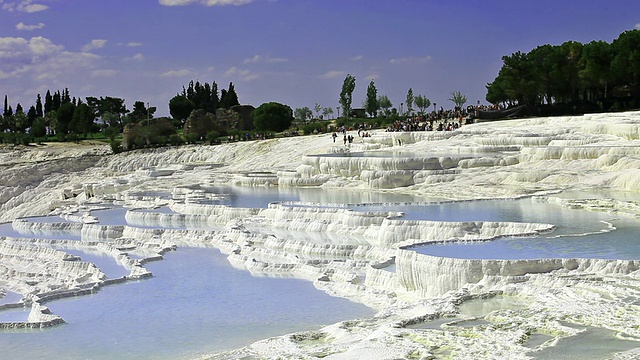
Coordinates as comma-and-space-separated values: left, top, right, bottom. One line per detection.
184, 132, 199, 144
19, 133, 32, 146
169, 134, 184, 146
302, 122, 327, 135
206, 130, 220, 145
110, 140, 121, 154
152, 136, 168, 147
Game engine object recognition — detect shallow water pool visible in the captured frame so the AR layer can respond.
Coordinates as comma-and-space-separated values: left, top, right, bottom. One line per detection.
0, 247, 374, 359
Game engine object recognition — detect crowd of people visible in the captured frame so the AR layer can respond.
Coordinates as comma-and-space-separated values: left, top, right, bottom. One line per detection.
384, 106, 477, 133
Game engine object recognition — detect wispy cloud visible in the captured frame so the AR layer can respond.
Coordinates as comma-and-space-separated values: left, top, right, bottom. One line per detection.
16, 22, 45, 31
364, 74, 379, 81
126, 53, 145, 62
351, 55, 363, 61
91, 69, 117, 78
319, 70, 345, 79
160, 69, 194, 77
159, 0, 252, 6
389, 55, 432, 64
126, 42, 143, 47
82, 39, 108, 52
2, 0, 48, 12
243, 54, 288, 64
224, 66, 259, 81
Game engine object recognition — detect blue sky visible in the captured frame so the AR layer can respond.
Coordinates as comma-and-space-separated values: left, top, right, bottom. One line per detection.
1, 0, 639, 117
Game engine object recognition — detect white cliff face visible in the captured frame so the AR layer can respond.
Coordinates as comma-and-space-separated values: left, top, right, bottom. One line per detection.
1, 112, 640, 359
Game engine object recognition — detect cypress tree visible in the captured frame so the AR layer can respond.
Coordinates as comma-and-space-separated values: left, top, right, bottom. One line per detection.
45, 90, 52, 114
225, 82, 239, 109
36, 94, 43, 117
52, 91, 61, 111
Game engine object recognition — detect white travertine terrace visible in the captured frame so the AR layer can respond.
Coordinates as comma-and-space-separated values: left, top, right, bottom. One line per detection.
0, 111, 639, 358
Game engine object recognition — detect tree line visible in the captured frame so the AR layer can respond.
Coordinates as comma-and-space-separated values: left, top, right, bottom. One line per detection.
0, 88, 158, 145
0, 81, 238, 146
486, 29, 640, 113
168, 80, 240, 124
294, 75, 467, 122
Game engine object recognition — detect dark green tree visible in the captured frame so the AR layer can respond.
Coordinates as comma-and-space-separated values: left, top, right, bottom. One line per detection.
414, 95, 431, 115
70, 103, 94, 137
611, 30, 640, 88
294, 107, 312, 121
449, 91, 467, 109
405, 88, 414, 115
55, 102, 75, 135
35, 94, 43, 117
579, 40, 613, 102
14, 111, 28, 133
252, 102, 293, 132
86, 96, 127, 130
44, 90, 52, 115
30, 117, 47, 139
27, 105, 37, 129
62, 88, 71, 104
169, 95, 196, 124
365, 80, 379, 117
130, 101, 154, 123
221, 82, 239, 109
52, 91, 61, 112
3, 95, 8, 117
339, 74, 356, 118
377, 95, 392, 117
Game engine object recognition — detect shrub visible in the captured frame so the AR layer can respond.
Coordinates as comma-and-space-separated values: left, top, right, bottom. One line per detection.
206, 130, 220, 145
169, 134, 184, 146
110, 140, 121, 154
184, 132, 199, 144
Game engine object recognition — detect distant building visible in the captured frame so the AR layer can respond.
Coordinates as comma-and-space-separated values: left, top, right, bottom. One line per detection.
350, 108, 366, 118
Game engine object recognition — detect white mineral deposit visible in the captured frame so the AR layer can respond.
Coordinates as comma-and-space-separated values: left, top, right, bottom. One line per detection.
0, 111, 639, 359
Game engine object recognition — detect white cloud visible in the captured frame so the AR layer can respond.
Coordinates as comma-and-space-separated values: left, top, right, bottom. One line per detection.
351, 55, 363, 61
160, 69, 194, 77
82, 39, 107, 52
243, 54, 288, 64
224, 66, 259, 81
390, 55, 432, 64
159, 0, 252, 6
91, 69, 117, 78
130, 53, 145, 61
126, 42, 143, 47
16, 22, 45, 31
2, 0, 48, 12
0, 36, 100, 82
364, 74, 379, 82
635, 23, 640, 30
319, 70, 344, 79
